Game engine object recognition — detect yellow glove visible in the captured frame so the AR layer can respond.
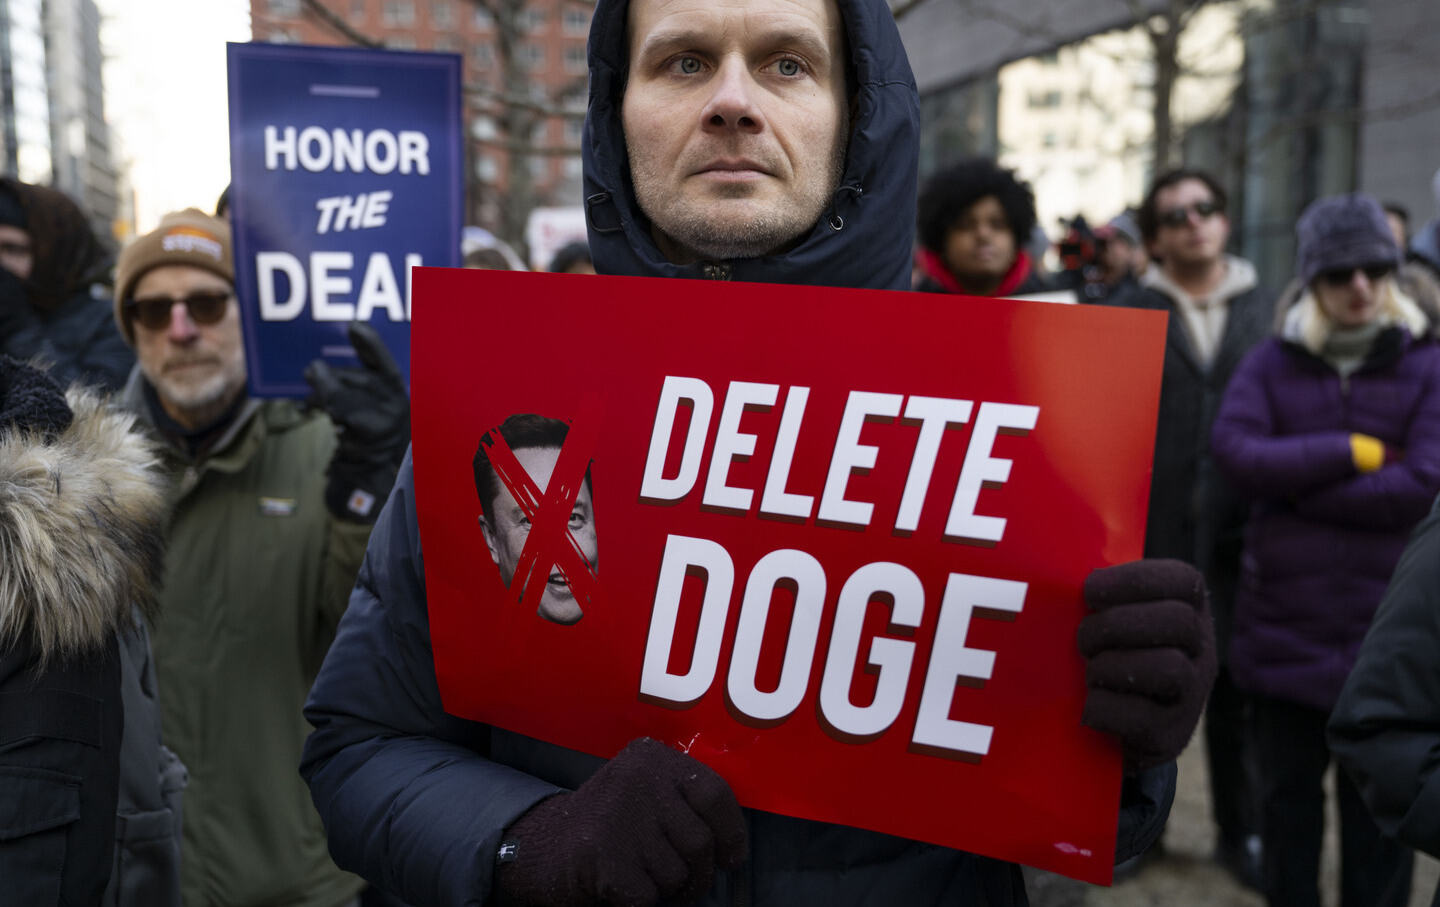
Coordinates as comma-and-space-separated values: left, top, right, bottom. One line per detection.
1350, 434, 1385, 474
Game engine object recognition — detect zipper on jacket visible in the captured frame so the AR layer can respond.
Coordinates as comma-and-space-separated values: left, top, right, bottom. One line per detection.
702, 262, 733, 281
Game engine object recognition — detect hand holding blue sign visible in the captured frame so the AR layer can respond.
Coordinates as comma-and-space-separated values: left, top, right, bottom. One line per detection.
305, 321, 410, 522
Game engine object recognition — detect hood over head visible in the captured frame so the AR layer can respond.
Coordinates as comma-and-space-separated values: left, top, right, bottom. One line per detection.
0, 357, 167, 663
582, 0, 919, 291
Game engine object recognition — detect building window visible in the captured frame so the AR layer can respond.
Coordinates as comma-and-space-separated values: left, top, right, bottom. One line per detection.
520, 6, 546, 32
435, 37, 460, 54
472, 115, 497, 141
563, 7, 589, 34
432, 1, 453, 28
564, 44, 586, 74
268, 0, 300, 17
476, 155, 498, 183
563, 157, 582, 180
529, 156, 548, 180
564, 117, 583, 144
473, 5, 493, 29
522, 43, 545, 70
390, 35, 417, 50
382, 0, 415, 25
471, 43, 493, 69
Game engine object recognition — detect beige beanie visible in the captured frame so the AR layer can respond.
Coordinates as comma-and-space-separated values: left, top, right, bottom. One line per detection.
114, 208, 234, 343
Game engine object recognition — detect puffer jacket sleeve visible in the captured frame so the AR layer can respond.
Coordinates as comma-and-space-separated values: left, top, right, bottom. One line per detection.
1328, 498, 1440, 857
1211, 341, 1357, 496
1290, 348, 1440, 531
301, 451, 562, 907
1114, 762, 1177, 863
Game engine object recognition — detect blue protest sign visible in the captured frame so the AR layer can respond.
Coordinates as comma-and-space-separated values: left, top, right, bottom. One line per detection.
227, 42, 461, 397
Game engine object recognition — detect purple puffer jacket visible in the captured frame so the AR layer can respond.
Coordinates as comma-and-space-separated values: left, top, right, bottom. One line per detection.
1211, 315, 1440, 711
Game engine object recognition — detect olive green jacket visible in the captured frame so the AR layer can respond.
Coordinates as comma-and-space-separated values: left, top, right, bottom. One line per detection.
121, 370, 370, 907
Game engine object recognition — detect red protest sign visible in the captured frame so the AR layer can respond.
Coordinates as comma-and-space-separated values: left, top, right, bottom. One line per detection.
410, 268, 1167, 885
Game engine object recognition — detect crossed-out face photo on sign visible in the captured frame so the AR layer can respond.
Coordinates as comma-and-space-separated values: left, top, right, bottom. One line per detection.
472, 413, 600, 625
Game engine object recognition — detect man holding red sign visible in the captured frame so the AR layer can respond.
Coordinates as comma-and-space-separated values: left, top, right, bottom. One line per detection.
301, 0, 1215, 904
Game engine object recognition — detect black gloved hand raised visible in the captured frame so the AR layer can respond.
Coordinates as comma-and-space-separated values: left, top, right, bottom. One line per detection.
303, 321, 409, 523
496, 737, 748, 907
1078, 559, 1217, 773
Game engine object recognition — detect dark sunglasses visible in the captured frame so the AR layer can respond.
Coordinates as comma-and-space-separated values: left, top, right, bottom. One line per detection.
1319, 264, 1393, 287
1158, 200, 1223, 228
125, 291, 232, 331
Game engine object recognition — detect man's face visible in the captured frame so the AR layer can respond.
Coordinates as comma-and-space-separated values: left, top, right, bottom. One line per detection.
130, 264, 247, 429
622, 0, 850, 263
0, 224, 34, 281
480, 445, 598, 626
1148, 178, 1229, 270
941, 195, 1016, 285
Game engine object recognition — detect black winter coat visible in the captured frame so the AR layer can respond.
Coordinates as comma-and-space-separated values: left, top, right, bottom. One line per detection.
302, 1, 1176, 903
0, 278, 134, 393
1330, 496, 1440, 907
0, 636, 123, 907
0, 369, 167, 906
1103, 279, 1272, 652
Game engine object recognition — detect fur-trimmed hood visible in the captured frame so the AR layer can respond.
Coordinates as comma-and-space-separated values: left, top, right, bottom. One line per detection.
0, 384, 167, 662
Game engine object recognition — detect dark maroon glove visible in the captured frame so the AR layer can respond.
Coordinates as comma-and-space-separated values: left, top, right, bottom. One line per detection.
1078, 559, 1217, 772
495, 737, 748, 907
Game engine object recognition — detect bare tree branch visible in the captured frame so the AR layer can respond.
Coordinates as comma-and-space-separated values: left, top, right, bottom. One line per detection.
474, 138, 582, 157
299, 0, 384, 48
464, 85, 586, 120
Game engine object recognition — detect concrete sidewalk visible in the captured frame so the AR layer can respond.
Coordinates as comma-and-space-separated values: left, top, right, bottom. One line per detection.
1026, 723, 1439, 906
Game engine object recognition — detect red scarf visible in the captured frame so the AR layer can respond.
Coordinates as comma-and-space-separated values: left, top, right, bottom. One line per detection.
916, 247, 1033, 297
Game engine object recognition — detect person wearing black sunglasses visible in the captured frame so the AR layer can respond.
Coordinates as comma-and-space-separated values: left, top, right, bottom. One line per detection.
106, 208, 410, 907
1212, 192, 1440, 907
1104, 167, 1274, 890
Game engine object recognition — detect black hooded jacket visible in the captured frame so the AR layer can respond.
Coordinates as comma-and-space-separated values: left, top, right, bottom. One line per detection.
582, 0, 918, 292
301, 2, 1171, 905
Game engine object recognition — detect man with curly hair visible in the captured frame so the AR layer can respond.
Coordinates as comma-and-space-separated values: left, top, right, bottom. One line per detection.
915, 157, 1052, 297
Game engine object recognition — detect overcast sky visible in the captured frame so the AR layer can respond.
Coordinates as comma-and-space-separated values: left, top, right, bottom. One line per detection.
98, 0, 252, 233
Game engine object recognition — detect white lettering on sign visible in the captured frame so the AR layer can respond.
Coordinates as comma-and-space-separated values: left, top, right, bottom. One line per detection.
315, 191, 393, 234
640, 377, 715, 503
255, 251, 421, 322
819, 561, 924, 738
818, 391, 904, 528
946, 403, 1040, 545
726, 549, 827, 721
703, 381, 779, 513
639, 535, 735, 707
912, 573, 1028, 757
264, 125, 431, 175
639, 377, 1040, 537
638, 535, 1028, 759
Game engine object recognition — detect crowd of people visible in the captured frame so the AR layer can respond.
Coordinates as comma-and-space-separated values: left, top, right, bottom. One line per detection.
2, 0, 1439, 905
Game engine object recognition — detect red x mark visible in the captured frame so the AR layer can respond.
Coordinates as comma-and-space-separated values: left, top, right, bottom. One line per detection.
480, 403, 603, 614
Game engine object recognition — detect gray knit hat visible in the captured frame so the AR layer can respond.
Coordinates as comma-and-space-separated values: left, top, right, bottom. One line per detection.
1295, 193, 1400, 287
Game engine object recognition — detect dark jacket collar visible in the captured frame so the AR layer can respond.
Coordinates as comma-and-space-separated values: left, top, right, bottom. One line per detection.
582, 0, 919, 292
